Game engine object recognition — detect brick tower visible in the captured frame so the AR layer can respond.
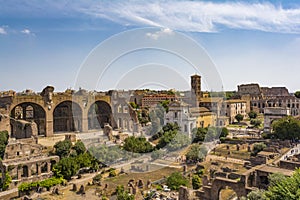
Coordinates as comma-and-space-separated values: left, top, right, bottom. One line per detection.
191, 74, 201, 107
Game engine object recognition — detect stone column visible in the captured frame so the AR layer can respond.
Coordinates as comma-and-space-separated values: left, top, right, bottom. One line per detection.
47, 161, 51, 173
22, 105, 27, 120
17, 167, 22, 180
81, 109, 88, 133
45, 110, 53, 137
37, 163, 41, 175
27, 164, 32, 177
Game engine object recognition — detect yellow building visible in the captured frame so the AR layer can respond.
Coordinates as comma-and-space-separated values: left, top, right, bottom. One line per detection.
190, 107, 217, 128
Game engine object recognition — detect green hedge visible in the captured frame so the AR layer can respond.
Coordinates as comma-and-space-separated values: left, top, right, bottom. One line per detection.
18, 177, 65, 192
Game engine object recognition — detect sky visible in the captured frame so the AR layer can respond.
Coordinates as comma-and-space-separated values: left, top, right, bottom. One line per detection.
0, 0, 300, 93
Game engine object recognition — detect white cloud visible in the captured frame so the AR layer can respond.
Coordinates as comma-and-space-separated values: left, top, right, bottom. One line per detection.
146, 28, 174, 40
21, 29, 31, 34
79, 1, 300, 33
0, 27, 7, 35
21, 29, 35, 36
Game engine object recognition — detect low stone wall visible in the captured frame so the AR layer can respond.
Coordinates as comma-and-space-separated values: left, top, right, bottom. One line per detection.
279, 160, 300, 170
0, 189, 19, 200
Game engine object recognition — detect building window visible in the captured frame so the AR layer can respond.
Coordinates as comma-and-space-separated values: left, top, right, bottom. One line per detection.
118, 105, 122, 113
123, 106, 128, 113
174, 112, 178, 119
184, 124, 187, 132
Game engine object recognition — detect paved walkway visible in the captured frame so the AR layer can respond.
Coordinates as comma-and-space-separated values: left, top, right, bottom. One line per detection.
280, 144, 300, 161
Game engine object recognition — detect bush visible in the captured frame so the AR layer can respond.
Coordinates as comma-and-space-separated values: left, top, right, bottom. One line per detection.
248, 111, 257, 119
250, 119, 262, 128
192, 175, 201, 189
251, 142, 266, 156
18, 177, 64, 193
156, 184, 163, 191
109, 168, 117, 177
166, 172, 188, 190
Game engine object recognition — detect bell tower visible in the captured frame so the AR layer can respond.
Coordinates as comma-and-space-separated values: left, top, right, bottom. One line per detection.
191, 74, 201, 106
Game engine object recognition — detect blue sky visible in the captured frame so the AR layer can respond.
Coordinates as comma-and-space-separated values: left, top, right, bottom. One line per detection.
0, 0, 300, 92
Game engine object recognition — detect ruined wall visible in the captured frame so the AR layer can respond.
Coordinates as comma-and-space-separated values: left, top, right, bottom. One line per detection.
279, 160, 300, 170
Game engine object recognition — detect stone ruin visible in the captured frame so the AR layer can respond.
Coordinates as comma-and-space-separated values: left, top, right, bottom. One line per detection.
0, 137, 59, 189
103, 123, 114, 141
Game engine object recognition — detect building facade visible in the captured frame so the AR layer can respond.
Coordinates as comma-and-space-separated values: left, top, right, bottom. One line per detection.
164, 101, 196, 137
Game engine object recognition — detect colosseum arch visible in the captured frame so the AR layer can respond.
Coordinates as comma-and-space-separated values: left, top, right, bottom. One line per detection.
88, 100, 112, 130
53, 101, 82, 133
11, 102, 46, 136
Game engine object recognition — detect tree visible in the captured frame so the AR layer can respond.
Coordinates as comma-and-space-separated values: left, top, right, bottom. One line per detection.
250, 119, 262, 128
272, 116, 300, 140
248, 111, 257, 119
167, 132, 190, 151
205, 127, 218, 142
54, 140, 72, 158
157, 130, 177, 149
53, 157, 79, 180
186, 144, 207, 162
123, 136, 153, 153
245, 189, 266, 200
149, 106, 164, 135
0, 171, 12, 190
235, 114, 244, 123
129, 102, 138, 109
0, 130, 9, 159
151, 149, 164, 160
192, 175, 201, 189
166, 172, 188, 190
219, 127, 229, 138
115, 185, 134, 200
295, 91, 300, 98
192, 127, 207, 143
73, 141, 86, 155
76, 152, 92, 168
162, 123, 180, 132
251, 142, 266, 156
160, 100, 170, 112
268, 172, 286, 187
264, 168, 300, 199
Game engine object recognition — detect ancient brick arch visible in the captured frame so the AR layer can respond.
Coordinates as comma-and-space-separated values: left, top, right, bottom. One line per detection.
88, 100, 113, 129
209, 178, 247, 200
5, 88, 113, 136
53, 100, 83, 133
11, 102, 46, 136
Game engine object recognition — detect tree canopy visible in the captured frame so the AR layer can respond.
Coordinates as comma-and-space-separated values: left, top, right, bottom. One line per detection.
264, 168, 300, 200
235, 114, 244, 123
115, 185, 134, 200
186, 144, 207, 162
192, 127, 229, 143
294, 91, 300, 98
192, 174, 202, 189
272, 116, 300, 140
166, 172, 188, 190
0, 130, 9, 159
251, 142, 266, 156
248, 111, 257, 119
54, 140, 72, 158
123, 136, 153, 153
241, 170, 299, 200
268, 172, 286, 187
250, 119, 262, 128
